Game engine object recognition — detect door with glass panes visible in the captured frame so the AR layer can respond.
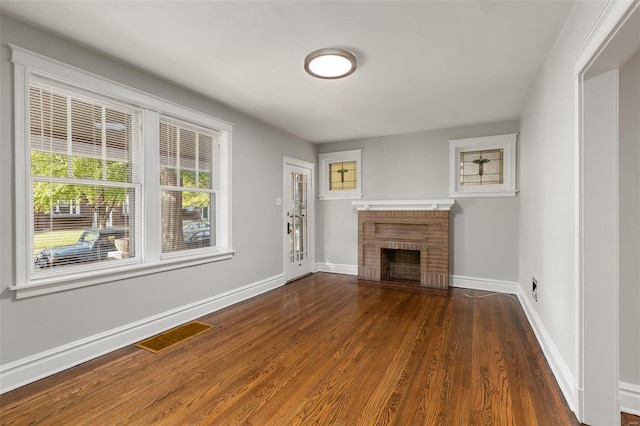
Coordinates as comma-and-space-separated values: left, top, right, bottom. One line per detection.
284, 161, 313, 281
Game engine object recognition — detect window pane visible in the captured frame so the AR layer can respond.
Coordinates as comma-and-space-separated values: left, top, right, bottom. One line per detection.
198, 134, 213, 189
32, 182, 135, 272
160, 118, 218, 255
29, 83, 140, 277
29, 87, 68, 154
329, 161, 357, 190
160, 120, 219, 191
460, 149, 504, 185
161, 190, 213, 253
30, 85, 138, 184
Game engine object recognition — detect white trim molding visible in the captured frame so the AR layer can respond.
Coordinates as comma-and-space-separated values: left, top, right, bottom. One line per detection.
620, 382, 640, 416
11, 251, 236, 299
570, 0, 639, 75
352, 199, 455, 211
516, 283, 580, 414
0, 273, 285, 395
449, 275, 519, 294
284, 156, 315, 171
573, 2, 638, 423
315, 262, 358, 275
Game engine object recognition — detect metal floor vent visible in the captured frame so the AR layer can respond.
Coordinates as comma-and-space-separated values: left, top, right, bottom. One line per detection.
135, 321, 213, 353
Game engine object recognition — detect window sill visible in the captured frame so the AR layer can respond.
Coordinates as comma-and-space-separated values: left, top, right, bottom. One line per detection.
448, 190, 519, 198
318, 193, 363, 201
9, 249, 235, 299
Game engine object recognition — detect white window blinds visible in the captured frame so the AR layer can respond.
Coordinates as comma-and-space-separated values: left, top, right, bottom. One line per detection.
29, 82, 141, 275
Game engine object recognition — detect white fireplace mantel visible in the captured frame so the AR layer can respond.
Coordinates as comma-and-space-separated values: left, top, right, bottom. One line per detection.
351, 199, 455, 211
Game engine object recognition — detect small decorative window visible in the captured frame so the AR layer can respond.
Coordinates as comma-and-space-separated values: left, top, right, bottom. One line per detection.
329, 161, 357, 190
449, 133, 518, 197
459, 149, 504, 186
318, 150, 362, 200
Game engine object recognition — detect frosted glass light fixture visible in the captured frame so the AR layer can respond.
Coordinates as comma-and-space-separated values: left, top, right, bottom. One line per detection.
304, 48, 357, 79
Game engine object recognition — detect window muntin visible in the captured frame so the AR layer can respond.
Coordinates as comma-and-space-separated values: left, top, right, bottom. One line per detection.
29, 82, 140, 276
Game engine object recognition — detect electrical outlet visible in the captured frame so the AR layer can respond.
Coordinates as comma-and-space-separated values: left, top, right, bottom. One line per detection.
532, 276, 538, 302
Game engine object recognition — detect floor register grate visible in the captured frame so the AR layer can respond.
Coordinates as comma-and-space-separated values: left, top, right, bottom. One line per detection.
135, 321, 213, 353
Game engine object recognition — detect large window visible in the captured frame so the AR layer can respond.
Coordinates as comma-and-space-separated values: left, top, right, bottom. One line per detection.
11, 46, 232, 298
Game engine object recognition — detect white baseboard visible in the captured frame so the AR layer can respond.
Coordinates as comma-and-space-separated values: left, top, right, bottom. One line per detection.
315, 262, 357, 275
620, 382, 640, 416
450, 274, 519, 294
515, 286, 580, 414
451, 274, 579, 415
0, 273, 285, 395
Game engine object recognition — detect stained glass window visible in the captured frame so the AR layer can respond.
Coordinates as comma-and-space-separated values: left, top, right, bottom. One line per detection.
449, 133, 517, 198
318, 149, 362, 200
329, 161, 357, 190
459, 149, 504, 186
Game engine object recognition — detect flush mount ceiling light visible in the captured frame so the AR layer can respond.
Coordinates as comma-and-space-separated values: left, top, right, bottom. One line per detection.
304, 48, 357, 79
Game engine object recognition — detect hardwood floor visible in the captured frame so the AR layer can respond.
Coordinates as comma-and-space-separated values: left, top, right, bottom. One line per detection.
1, 273, 582, 425
623, 411, 640, 426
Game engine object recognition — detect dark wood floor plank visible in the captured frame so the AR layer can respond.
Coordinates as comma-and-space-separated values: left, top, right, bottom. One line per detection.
493, 294, 539, 425
0, 273, 585, 425
429, 289, 473, 425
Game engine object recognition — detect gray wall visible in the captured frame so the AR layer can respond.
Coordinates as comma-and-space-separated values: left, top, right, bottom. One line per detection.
316, 121, 520, 282
517, 2, 632, 416
0, 15, 315, 364
619, 48, 640, 386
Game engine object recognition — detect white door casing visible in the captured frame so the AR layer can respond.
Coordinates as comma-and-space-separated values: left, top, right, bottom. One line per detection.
575, 2, 639, 424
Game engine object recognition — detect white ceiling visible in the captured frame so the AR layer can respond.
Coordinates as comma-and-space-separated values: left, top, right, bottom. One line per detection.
1, 1, 575, 143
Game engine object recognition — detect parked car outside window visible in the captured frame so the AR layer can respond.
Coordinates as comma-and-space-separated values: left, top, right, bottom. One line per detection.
184, 229, 210, 249
182, 221, 209, 232
35, 228, 127, 268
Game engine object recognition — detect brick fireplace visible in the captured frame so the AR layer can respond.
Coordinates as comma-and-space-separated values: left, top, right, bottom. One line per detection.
354, 200, 454, 289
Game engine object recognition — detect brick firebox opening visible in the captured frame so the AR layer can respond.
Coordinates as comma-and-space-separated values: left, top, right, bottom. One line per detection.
381, 249, 421, 282
357, 209, 451, 289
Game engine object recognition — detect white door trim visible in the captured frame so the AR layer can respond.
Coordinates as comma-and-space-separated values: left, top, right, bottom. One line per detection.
573, 1, 639, 423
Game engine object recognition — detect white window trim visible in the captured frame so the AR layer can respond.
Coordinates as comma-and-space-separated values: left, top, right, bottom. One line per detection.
448, 133, 518, 198
10, 45, 234, 299
318, 149, 362, 200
